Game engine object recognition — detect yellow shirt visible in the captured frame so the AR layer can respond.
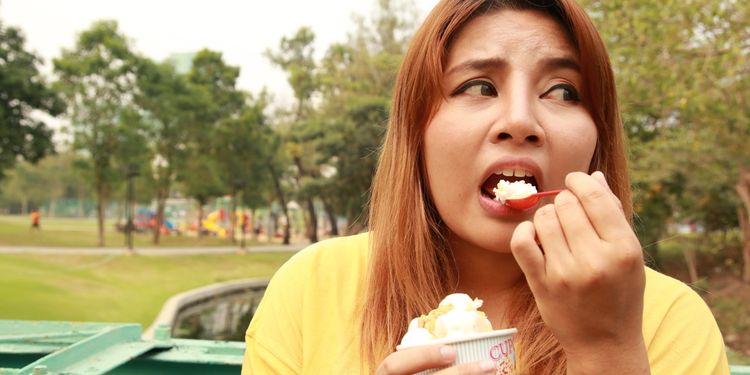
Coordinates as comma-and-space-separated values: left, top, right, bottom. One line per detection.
242, 233, 730, 374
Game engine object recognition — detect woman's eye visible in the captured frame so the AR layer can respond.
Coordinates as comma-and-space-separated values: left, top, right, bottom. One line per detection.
544, 84, 580, 102
452, 80, 497, 97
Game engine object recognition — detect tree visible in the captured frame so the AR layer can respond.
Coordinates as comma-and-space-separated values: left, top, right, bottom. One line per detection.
213, 95, 275, 245
44, 152, 93, 217
582, 0, 749, 279
136, 59, 196, 244
738, 168, 750, 283
54, 20, 144, 247
266, 26, 322, 243
180, 156, 223, 238
187, 49, 245, 124
262, 126, 293, 244
0, 21, 65, 180
0, 152, 92, 217
0, 161, 46, 214
312, 0, 415, 233
182, 49, 245, 240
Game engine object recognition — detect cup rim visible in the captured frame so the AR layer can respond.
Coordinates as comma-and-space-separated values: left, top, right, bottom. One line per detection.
396, 327, 517, 351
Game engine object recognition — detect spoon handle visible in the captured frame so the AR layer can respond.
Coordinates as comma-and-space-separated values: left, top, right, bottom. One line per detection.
534, 189, 563, 197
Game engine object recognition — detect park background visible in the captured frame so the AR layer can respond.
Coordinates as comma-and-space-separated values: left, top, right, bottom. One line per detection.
0, 0, 748, 365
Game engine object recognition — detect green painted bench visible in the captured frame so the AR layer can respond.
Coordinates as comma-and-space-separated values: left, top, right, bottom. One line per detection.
0, 321, 241, 375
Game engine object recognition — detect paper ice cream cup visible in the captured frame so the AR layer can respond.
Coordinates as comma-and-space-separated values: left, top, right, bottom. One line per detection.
396, 328, 517, 375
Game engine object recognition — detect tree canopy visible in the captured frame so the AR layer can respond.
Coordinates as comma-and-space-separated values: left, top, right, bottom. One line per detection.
0, 22, 65, 181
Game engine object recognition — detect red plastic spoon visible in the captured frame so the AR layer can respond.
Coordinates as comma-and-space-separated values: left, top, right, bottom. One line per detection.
504, 189, 563, 210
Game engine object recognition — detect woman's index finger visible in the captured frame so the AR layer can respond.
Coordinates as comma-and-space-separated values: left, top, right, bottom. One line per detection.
564, 172, 631, 241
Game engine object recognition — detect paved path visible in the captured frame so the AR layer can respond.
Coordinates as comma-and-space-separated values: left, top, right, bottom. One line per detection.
0, 243, 306, 256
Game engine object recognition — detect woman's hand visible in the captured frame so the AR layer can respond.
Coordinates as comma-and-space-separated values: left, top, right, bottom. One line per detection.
510, 171, 650, 374
375, 345, 497, 375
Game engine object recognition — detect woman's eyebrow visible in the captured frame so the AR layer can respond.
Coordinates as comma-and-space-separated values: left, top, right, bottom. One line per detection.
445, 57, 508, 77
539, 56, 580, 72
445, 55, 580, 77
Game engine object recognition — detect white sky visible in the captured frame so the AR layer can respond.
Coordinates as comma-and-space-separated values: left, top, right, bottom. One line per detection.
1, 0, 439, 106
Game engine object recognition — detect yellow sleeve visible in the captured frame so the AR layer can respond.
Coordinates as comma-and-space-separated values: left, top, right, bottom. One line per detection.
242, 336, 298, 374
644, 270, 730, 375
242, 251, 309, 374
241, 234, 370, 374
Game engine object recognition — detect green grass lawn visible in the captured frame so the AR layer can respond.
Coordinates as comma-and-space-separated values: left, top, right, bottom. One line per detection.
0, 252, 295, 327
0, 214, 255, 247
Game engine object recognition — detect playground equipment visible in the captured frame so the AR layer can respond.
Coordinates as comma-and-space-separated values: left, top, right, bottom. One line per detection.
131, 208, 179, 235
200, 210, 249, 239
200, 211, 227, 238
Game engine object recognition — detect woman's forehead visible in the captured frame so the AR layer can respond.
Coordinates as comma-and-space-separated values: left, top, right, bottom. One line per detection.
445, 9, 578, 71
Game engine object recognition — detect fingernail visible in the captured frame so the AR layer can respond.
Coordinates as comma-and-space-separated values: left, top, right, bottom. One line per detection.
479, 359, 496, 371
439, 346, 455, 360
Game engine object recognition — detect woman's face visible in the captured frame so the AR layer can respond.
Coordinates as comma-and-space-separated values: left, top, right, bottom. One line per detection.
423, 9, 597, 253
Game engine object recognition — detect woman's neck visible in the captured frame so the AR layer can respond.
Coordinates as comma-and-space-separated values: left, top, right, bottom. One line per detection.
449, 235, 526, 327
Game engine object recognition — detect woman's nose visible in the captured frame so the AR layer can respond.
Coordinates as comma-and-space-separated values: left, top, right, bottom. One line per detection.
490, 87, 545, 146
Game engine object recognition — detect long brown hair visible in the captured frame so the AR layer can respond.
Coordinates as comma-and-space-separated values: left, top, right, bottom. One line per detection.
362, 0, 630, 373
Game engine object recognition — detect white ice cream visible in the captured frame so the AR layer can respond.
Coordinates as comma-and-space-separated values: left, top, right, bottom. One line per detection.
399, 293, 493, 347
492, 180, 537, 204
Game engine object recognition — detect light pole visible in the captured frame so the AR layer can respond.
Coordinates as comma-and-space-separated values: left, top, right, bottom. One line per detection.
125, 164, 139, 252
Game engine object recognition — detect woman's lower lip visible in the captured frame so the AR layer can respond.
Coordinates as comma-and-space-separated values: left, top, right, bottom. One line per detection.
478, 193, 533, 216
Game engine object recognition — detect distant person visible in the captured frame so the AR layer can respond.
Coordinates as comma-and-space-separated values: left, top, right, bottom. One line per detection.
30, 210, 41, 230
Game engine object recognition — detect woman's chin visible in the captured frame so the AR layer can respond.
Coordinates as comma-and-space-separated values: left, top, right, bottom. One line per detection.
448, 225, 517, 255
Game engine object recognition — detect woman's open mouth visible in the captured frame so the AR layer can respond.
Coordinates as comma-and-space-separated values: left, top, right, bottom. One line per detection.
481, 169, 539, 200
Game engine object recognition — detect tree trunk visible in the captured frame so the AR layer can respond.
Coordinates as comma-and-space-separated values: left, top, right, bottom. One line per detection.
739, 207, 750, 284
153, 161, 175, 245
683, 247, 699, 284
305, 197, 318, 244
269, 164, 290, 245
322, 199, 338, 236
292, 156, 318, 244
737, 167, 750, 284
96, 182, 106, 247
152, 194, 167, 245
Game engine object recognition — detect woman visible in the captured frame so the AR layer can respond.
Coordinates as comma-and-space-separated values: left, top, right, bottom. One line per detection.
243, 0, 729, 374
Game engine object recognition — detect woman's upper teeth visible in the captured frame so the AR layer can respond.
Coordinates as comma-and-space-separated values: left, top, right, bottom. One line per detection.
496, 169, 534, 178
